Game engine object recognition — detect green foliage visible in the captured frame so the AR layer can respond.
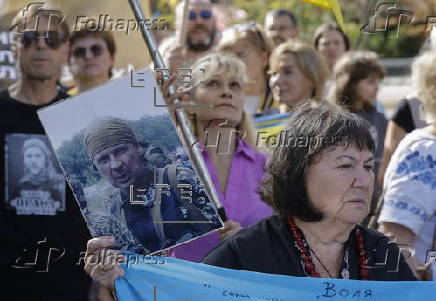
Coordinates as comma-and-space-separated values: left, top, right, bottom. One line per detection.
130, 114, 180, 151
154, 0, 425, 58
347, 23, 426, 58
57, 132, 99, 185
155, 0, 176, 30
234, 0, 425, 58
232, 0, 335, 42
56, 115, 180, 187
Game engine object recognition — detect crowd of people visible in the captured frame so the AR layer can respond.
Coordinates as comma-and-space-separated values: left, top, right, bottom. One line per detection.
1, 1, 435, 300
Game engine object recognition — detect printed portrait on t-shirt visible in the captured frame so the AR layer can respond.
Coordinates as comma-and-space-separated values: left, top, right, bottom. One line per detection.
4, 133, 66, 215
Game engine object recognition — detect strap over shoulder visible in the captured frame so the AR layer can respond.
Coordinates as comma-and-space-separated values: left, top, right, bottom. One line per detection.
166, 164, 213, 233
151, 167, 165, 241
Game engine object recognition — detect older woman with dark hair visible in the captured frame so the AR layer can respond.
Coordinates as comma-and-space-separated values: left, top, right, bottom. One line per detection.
84, 102, 415, 298
203, 101, 416, 281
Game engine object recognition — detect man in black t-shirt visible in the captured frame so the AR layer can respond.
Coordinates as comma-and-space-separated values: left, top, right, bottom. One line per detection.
1, 4, 91, 300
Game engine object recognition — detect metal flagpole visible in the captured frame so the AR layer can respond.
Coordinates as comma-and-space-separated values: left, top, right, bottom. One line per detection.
127, 0, 228, 222
178, 0, 190, 46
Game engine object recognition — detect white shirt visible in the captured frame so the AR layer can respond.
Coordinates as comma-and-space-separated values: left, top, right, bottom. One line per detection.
378, 129, 436, 280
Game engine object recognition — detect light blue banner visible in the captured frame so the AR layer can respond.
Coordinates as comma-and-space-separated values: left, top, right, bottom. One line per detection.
115, 253, 436, 301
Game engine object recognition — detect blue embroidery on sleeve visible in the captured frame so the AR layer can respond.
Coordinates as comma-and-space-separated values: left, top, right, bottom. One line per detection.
385, 199, 432, 222
386, 150, 436, 222
395, 151, 436, 190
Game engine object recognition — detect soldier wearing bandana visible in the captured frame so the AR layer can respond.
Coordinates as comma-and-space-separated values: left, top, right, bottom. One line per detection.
83, 117, 220, 254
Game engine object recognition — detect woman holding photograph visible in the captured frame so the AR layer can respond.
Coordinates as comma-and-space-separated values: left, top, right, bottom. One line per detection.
84, 52, 273, 286
164, 52, 273, 261
85, 101, 416, 299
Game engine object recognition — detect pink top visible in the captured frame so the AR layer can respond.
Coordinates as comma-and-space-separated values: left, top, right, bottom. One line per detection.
169, 139, 273, 262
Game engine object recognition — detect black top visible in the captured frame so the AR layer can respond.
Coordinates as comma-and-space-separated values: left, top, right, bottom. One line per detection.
391, 98, 415, 133
203, 215, 416, 281
0, 89, 91, 300
356, 109, 387, 177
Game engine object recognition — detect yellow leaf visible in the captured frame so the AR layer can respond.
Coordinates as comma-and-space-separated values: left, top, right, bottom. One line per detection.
299, 0, 331, 10
298, 0, 345, 30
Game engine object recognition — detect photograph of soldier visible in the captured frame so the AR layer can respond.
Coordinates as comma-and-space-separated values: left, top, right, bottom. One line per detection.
5, 134, 65, 215
82, 117, 221, 254
38, 67, 223, 254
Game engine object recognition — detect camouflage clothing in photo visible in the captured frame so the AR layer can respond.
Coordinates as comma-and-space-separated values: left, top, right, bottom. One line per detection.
84, 163, 221, 254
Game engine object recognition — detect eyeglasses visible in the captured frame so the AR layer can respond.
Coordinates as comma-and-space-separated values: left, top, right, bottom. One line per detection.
19, 31, 65, 50
189, 10, 212, 20
72, 44, 104, 59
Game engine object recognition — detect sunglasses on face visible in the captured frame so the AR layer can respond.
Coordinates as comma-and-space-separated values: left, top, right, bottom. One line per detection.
189, 10, 212, 20
19, 31, 65, 50
72, 44, 104, 59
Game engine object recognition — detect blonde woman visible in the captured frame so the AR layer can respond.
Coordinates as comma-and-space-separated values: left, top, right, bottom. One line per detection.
166, 52, 272, 261
216, 22, 274, 115
378, 51, 436, 281
268, 40, 329, 114
84, 53, 273, 290
254, 40, 328, 138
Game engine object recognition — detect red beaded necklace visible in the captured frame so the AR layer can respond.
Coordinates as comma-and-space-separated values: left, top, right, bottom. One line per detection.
287, 216, 369, 280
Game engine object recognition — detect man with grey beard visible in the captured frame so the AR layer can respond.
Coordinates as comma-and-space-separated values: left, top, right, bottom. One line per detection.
160, 0, 219, 74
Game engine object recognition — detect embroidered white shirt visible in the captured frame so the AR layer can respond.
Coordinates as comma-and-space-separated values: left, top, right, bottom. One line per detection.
378, 129, 436, 280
